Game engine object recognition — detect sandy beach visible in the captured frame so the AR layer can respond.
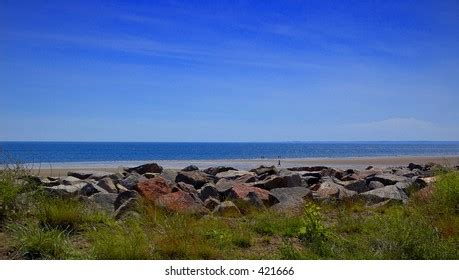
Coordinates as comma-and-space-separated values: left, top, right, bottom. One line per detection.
20, 155, 459, 177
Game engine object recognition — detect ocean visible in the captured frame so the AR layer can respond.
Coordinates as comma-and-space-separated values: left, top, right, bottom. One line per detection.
1, 141, 459, 165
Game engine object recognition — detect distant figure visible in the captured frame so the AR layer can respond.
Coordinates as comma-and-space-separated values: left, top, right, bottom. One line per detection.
278, 159, 281, 166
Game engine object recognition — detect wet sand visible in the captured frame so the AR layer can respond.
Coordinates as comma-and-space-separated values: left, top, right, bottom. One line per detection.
19, 155, 459, 177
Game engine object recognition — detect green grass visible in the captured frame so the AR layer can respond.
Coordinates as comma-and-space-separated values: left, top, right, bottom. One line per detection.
1, 163, 458, 260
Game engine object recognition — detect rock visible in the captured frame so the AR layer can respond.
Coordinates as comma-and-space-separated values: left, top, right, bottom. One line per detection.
175, 171, 209, 188
155, 191, 207, 214
288, 166, 328, 172
67, 170, 113, 180
365, 166, 373, 170
160, 169, 179, 184
395, 177, 427, 196
113, 198, 141, 220
368, 174, 408, 186
203, 166, 237, 176
182, 165, 199, 171
116, 183, 128, 193
302, 176, 321, 186
120, 173, 146, 190
298, 171, 322, 178
39, 177, 60, 187
252, 172, 302, 190
43, 183, 85, 196
89, 193, 118, 213
126, 163, 163, 175
203, 197, 220, 210
59, 176, 81, 185
368, 181, 385, 190
226, 184, 279, 207
338, 179, 369, 193
173, 182, 197, 193
408, 163, 423, 171
215, 170, 256, 181
270, 187, 312, 202
144, 173, 159, 179
315, 180, 357, 200
80, 183, 108, 196
135, 177, 172, 202
360, 185, 408, 204
97, 177, 118, 193
246, 192, 266, 209
115, 190, 141, 210
198, 183, 220, 201
250, 165, 278, 176
212, 201, 241, 217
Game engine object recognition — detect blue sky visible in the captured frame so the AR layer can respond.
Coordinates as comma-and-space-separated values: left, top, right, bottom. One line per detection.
1, 0, 458, 141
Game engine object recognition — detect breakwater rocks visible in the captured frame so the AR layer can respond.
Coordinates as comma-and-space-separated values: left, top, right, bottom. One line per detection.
33, 162, 440, 218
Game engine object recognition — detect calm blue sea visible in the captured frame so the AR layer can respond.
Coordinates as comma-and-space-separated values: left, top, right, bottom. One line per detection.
1, 142, 459, 164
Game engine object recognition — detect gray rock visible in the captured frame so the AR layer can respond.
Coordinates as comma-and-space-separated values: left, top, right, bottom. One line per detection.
270, 187, 312, 202
302, 176, 321, 186
204, 197, 220, 210
59, 176, 81, 185
175, 170, 209, 188
215, 170, 256, 181
173, 182, 198, 194
97, 177, 118, 193
67, 170, 113, 180
182, 165, 199, 171
252, 172, 302, 190
250, 165, 278, 176
369, 174, 408, 186
126, 163, 163, 175
314, 180, 357, 200
212, 201, 241, 217
115, 190, 141, 210
43, 183, 85, 196
360, 185, 408, 204
198, 183, 220, 201
113, 198, 141, 220
119, 173, 146, 190
80, 183, 108, 196
368, 180, 385, 190
39, 177, 60, 187
203, 166, 237, 176
160, 169, 179, 184
89, 193, 118, 213
246, 192, 266, 209
338, 179, 369, 193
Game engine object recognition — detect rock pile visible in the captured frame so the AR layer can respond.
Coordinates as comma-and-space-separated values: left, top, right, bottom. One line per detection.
34, 162, 437, 218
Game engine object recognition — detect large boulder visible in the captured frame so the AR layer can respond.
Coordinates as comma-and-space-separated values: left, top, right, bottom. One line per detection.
119, 173, 146, 190
270, 187, 312, 212
89, 193, 118, 213
252, 172, 302, 190
336, 179, 370, 193
79, 183, 108, 196
360, 185, 408, 204
67, 170, 113, 180
288, 166, 328, 172
113, 198, 141, 220
250, 165, 278, 176
203, 197, 220, 210
173, 182, 198, 194
368, 180, 385, 190
43, 183, 85, 197
115, 190, 141, 210
175, 170, 209, 188
226, 184, 279, 207
203, 166, 237, 176
155, 191, 208, 214
59, 176, 81, 185
182, 165, 199, 171
97, 177, 118, 193
369, 174, 408, 186
314, 180, 357, 200
135, 177, 172, 202
212, 201, 241, 217
160, 169, 179, 184
198, 183, 220, 201
215, 170, 256, 181
126, 163, 163, 175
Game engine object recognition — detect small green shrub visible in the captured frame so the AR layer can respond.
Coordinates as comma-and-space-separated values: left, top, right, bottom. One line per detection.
433, 171, 459, 212
7, 222, 73, 259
